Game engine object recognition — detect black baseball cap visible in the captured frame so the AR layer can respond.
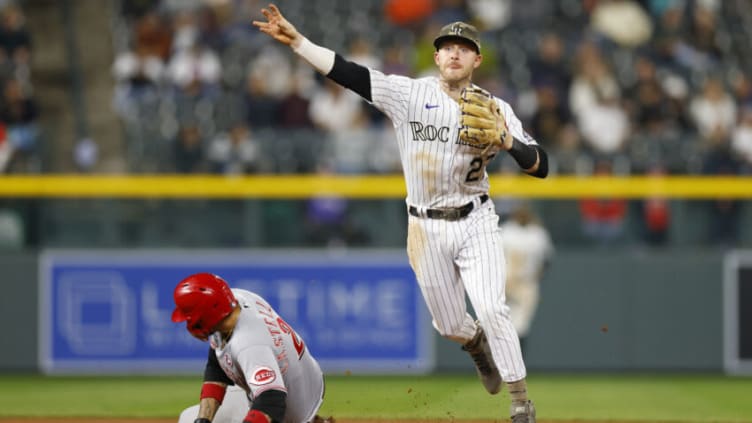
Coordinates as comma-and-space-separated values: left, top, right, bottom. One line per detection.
433, 22, 481, 53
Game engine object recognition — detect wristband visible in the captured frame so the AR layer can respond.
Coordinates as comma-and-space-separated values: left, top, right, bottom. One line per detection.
292, 37, 335, 75
200, 382, 227, 403
194, 418, 211, 423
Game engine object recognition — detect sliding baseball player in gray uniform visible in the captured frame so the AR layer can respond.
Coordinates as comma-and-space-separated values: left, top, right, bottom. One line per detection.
254, 4, 548, 422
172, 273, 333, 423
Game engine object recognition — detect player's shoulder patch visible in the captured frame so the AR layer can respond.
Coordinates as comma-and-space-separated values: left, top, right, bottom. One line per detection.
249, 366, 277, 386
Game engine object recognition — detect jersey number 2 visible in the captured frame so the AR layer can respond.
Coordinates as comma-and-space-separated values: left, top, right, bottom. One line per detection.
465, 154, 496, 182
277, 317, 306, 359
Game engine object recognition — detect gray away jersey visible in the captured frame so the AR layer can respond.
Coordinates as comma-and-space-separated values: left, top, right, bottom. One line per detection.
211, 289, 324, 423
368, 70, 538, 208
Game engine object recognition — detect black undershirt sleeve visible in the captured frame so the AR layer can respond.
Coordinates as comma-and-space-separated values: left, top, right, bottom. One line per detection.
203, 348, 233, 385
326, 54, 372, 102
530, 145, 549, 178
250, 390, 287, 423
508, 138, 538, 170
507, 139, 549, 179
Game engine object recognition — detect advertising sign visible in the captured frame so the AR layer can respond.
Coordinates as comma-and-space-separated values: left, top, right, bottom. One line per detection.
39, 250, 433, 374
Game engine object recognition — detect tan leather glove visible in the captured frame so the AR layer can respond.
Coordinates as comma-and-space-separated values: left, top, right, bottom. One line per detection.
459, 86, 512, 152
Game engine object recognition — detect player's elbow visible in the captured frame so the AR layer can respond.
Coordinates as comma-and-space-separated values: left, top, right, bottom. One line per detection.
526, 147, 549, 179
246, 389, 287, 423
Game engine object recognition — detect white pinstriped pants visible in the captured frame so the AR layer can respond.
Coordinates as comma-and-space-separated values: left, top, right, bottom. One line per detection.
406, 200, 527, 382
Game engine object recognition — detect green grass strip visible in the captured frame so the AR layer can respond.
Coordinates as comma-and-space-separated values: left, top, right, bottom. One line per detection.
0, 373, 750, 422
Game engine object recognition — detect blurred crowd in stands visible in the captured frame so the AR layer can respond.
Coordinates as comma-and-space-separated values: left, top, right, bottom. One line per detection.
106, 0, 752, 179
0, 0, 37, 174
104, 0, 752, 247
2, 0, 752, 249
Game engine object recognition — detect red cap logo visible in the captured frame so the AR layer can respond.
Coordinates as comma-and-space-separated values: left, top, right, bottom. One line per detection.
250, 366, 276, 385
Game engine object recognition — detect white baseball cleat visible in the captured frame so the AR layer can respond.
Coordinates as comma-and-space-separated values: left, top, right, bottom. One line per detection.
510, 400, 536, 423
462, 322, 502, 394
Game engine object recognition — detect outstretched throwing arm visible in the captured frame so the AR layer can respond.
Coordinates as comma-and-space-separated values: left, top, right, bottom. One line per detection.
252, 3, 373, 101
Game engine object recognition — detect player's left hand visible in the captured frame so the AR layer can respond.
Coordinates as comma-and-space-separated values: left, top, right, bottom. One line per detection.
252, 3, 302, 47
459, 86, 512, 152
312, 415, 335, 423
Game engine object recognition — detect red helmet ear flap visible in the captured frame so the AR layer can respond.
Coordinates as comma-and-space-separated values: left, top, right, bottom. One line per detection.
171, 273, 236, 339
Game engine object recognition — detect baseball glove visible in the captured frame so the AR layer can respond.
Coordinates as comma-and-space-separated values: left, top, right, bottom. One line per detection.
459, 87, 511, 151
312, 415, 335, 423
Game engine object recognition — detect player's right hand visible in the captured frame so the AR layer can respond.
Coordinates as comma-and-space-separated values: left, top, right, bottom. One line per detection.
252, 3, 302, 47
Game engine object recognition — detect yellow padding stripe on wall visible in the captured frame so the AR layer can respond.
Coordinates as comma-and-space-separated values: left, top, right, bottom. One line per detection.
0, 175, 749, 199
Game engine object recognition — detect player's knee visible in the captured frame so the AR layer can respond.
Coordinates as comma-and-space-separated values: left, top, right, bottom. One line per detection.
477, 308, 510, 329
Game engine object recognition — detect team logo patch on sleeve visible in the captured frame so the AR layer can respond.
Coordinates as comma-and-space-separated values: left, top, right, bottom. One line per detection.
250, 366, 276, 385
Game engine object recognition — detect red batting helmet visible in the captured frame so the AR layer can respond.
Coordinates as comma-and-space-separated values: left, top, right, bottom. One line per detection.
171, 273, 237, 340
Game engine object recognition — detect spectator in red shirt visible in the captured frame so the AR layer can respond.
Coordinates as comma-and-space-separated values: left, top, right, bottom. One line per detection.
579, 159, 628, 244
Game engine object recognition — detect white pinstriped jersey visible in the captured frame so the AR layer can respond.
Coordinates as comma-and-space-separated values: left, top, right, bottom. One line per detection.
363, 69, 535, 381
368, 70, 538, 208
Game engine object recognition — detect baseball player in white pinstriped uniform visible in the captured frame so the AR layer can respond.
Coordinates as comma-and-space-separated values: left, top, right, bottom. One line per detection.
254, 5, 548, 422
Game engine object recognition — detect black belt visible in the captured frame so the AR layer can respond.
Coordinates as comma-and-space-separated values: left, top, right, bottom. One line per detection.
409, 195, 489, 221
